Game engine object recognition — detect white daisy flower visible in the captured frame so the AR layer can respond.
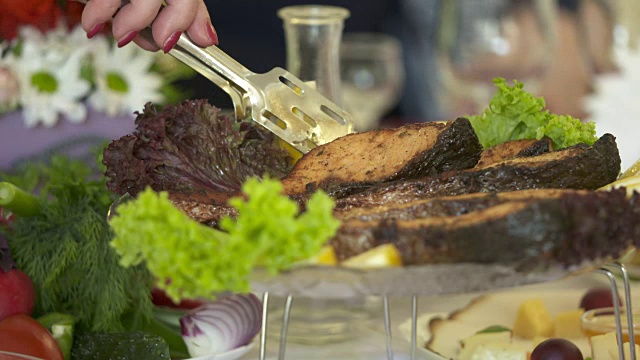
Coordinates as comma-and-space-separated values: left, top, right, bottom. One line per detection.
18, 23, 93, 63
89, 39, 164, 117
13, 35, 91, 128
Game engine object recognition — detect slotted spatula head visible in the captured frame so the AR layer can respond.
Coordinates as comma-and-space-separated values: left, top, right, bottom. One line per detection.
246, 68, 354, 153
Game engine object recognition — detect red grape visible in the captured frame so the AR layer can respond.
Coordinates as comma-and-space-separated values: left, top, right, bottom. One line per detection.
579, 287, 622, 311
530, 339, 583, 360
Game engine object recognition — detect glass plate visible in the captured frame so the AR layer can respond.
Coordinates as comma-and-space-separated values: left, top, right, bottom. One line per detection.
250, 259, 608, 299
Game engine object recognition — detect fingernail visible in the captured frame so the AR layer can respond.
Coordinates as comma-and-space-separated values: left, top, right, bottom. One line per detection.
163, 31, 182, 53
87, 23, 105, 39
117, 31, 139, 48
206, 21, 218, 45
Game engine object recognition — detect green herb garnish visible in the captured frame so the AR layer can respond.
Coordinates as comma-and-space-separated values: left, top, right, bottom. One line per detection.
2, 157, 154, 332
476, 325, 512, 334
109, 177, 341, 303
469, 78, 597, 149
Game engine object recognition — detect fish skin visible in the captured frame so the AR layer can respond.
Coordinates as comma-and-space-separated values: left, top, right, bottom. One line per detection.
331, 188, 640, 267
334, 134, 621, 212
282, 117, 483, 200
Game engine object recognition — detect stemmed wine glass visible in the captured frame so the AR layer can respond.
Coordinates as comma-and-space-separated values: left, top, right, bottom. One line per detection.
435, 0, 557, 119
340, 32, 405, 132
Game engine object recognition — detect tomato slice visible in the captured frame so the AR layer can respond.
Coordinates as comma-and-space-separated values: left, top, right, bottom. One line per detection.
0, 315, 63, 360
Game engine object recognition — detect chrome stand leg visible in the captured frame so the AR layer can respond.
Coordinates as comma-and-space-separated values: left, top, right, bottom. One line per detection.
383, 295, 394, 360
598, 268, 626, 360
259, 292, 270, 360
278, 295, 293, 360
411, 295, 418, 360
610, 262, 637, 360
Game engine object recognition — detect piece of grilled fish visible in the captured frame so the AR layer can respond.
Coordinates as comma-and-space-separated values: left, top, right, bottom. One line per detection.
331, 188, 640, 267
282, 118, 483, 200
335, 134, 620, 212
474, 138, 553, 168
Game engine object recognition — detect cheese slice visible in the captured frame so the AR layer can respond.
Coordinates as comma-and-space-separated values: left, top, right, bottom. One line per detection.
591, 332, 617, 360
513, 299, 553, 339
464, 343, 529, 360
459, 332, 512, 360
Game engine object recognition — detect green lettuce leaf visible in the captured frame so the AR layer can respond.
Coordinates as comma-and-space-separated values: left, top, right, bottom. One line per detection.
109, 177, 341, 302
468, 78, 597, 149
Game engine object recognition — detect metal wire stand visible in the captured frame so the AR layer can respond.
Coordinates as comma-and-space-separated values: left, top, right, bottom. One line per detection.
256, 261, 637, 360
598, 262, 636, 360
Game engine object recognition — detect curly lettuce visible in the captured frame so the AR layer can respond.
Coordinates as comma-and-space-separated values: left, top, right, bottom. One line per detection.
102, 100, 292, 196
109, 177, 341, 302
469, 78, 597, 149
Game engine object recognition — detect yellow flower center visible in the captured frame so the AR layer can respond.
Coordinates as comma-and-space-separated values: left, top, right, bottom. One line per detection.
106, 72, 129, 93
31, 71, 58, 93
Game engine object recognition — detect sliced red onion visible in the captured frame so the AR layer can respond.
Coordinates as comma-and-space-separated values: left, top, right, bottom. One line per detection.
220, 293, 263, 346
180, 293, 262, 357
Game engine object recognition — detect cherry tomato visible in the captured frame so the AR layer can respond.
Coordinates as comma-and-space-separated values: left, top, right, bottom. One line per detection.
0, 315, 63, 360
0, 269, 35, 322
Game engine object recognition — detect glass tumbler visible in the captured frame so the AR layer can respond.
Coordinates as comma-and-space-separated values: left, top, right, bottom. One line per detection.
278, 5, 350, 106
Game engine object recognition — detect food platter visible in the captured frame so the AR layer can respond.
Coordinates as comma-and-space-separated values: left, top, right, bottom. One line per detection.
398, 274, 640, 360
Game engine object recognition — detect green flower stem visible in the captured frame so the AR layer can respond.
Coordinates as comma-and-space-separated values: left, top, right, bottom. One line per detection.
0, 182, 41, 216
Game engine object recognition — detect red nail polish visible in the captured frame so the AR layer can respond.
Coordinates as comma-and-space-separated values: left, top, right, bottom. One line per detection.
87, 23, 105, 39
163, 31, 182, 53
206, 21, 218, 45
117, 31, 139, 48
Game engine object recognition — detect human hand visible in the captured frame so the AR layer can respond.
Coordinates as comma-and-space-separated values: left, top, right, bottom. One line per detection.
80, 0, 218, 53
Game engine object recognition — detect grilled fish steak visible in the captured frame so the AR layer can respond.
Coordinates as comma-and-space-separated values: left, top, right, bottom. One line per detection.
335, 188, 570, 221
335, 134, 620, 212
331, 188, 640, 267
169, 191, 238, 227
474, 138, 553, 168
281, 118, 483, 199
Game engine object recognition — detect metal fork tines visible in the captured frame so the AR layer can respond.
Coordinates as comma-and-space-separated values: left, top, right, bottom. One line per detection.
171, 35, 353, 154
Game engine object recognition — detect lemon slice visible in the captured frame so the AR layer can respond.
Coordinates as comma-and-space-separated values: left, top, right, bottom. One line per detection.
305, 245, 338, 265
599, 173, 640, 196
620, 157, 640, 180
277, 139, 304, 164
341, 243, 403, 269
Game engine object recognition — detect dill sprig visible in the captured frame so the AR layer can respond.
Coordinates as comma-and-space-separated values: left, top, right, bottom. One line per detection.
1, 157, 154, 332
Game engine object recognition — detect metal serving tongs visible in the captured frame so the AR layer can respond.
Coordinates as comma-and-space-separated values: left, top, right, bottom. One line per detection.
79, 0, 354, 154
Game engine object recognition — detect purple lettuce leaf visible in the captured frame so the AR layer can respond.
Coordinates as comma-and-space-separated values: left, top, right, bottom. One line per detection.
103, 100, 292, 197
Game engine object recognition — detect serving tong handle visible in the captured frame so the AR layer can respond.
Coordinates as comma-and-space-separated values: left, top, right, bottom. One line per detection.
75, 0, 248, 118
169, 39, 248, 118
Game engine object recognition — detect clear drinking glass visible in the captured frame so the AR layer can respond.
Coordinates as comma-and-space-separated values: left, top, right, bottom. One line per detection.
436, 0, 556, 118
340, 32, 405, 131
278, 5, 350, 106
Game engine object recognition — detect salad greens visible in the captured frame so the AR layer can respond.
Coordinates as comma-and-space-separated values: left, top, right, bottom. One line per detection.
109, 177, 341, 303
0, 157, 154, 333
102, 100, 292, 197
469, 78, 597, 149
